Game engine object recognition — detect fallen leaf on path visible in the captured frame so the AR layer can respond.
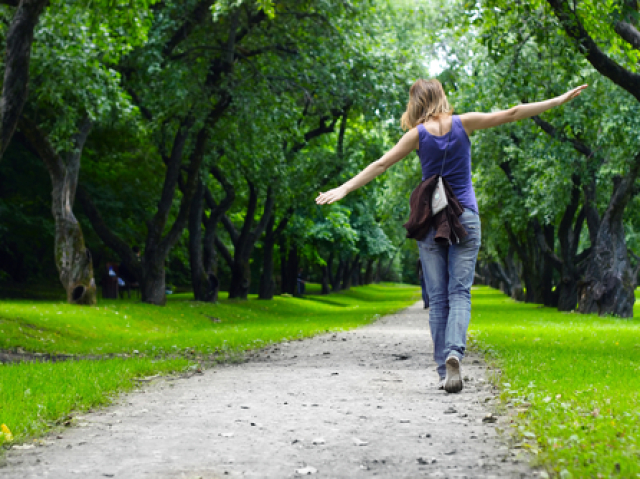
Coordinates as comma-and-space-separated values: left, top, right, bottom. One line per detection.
1, 424, 14, 442
295, 466, 318, 475
417, 457, 436, 465
352, 437, 368, 446
219, 432, 234, 437
312, 438, 325, 445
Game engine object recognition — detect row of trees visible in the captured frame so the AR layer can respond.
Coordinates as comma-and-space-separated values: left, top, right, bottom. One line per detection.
0, 0, 430, 305
2, 0, 638, 318
437, 0, 640, 317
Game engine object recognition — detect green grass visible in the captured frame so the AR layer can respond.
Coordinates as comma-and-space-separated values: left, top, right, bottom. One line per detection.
470, 286, 640, 478
0, 358, 188, 445
0, 283, 418, 356
0, 283, 419, 446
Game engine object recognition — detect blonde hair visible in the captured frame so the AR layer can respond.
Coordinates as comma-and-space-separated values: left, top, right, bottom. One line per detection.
400, 79, 452, 130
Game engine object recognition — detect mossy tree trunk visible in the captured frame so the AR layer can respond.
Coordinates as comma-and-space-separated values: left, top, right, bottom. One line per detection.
578, 171, 640, 317
19, 116, 96, 304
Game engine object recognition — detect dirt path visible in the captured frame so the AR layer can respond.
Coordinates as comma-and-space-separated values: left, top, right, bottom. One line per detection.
3, 302, 536, 479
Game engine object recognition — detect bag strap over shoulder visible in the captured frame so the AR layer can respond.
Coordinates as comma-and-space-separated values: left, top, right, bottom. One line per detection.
439, 118, 452, 177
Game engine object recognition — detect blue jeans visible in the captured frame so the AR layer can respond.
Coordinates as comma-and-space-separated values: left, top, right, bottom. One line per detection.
418, 210, 481, 378
420, 275, 429, 308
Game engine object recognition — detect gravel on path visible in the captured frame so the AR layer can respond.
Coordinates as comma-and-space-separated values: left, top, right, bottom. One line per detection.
2, 302, 537, 479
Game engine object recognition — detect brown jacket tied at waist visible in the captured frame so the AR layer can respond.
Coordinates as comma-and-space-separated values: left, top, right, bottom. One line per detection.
403, 175, 468, 244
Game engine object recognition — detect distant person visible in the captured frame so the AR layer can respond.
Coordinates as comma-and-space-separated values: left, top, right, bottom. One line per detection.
297, 267, 306, 295
118, 245, 141, 289
417, 259, 429, 309
316, 79, 587, 393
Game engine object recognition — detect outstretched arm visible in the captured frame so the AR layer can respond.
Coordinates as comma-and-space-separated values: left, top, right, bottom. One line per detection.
460, 85, 588, 135
315, 128, 419, 205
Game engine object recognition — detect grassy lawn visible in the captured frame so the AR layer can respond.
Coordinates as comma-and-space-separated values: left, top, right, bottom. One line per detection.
0, 283, 419, 446
469, 286, 640, 479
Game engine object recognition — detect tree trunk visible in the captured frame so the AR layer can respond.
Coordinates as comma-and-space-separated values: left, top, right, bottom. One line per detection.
326, 252, 335, 288
259, 215, 276, 300
541, 225, 558, 307
279, 237, 289, 295
332, 259, 343, 292
55, 208, 96, 304
288, 243, 299, 295
258, 208, 292, 300
140, 251, 166, 305
364, 258, 374, 284
383, 240, 405, 280
228, 256, 251, 299
556, 192, 585, 312
201, 217, 222, 304
375, 258, 382, 283
202, 225, 220, 303
578, 174, 639, 317
350, 256, 361, 287
19, 116, 96, 304
320, 265, 330, 294
189, 181, 211, 301
341, 257, 352, 291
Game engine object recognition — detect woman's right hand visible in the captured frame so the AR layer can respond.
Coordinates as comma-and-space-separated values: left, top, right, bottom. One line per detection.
557, 84, 588, 105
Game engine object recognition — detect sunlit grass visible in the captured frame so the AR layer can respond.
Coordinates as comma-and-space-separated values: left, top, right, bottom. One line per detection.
470, 286, 640, 478
0, 283, 418, 356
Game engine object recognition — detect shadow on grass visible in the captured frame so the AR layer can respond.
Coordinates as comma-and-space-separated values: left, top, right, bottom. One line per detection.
303, 296, 349, 307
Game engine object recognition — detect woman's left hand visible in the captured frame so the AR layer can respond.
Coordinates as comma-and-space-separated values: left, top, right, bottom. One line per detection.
316, 185, 348, 205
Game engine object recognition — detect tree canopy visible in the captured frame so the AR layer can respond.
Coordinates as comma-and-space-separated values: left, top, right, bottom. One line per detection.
0, 0, 638, 316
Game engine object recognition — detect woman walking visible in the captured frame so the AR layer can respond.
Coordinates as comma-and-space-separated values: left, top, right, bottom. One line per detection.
316, 79, 587, 393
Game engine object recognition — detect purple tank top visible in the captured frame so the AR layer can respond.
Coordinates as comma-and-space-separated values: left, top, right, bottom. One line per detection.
416, 115, 478, 214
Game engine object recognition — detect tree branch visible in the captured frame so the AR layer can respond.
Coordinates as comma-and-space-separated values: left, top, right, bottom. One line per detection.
18, 116, 64, 182
1, 0, 49, 156
615, 21, 640, 50
214, 235, 234, 268
546, 0, 640, 101
159, 122, 209, 255
531, 115, 600, 160
251, 185, 275, 240
65, 116, 93, 205
162, 0, 217, 58
221, 214, 240, 244
77, 187, 142, 279
148, 115, 194, 243
532, 219, 564, 269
